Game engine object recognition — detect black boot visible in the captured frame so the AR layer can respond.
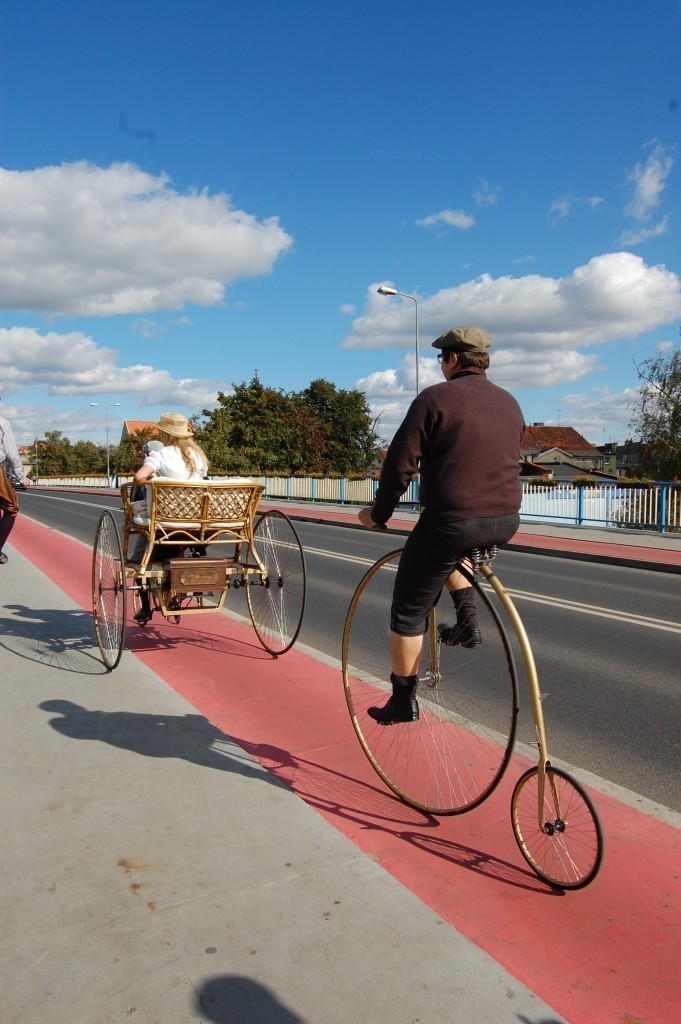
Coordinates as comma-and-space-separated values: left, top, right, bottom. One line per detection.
438, 588, 482, 648
368, 673, 419, 726
134, 588, 153, 626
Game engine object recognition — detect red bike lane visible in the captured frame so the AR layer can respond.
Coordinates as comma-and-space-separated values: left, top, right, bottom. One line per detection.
11, 515, 681, 1024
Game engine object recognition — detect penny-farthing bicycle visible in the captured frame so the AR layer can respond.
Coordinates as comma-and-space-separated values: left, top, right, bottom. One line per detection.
341, 545, 603, 890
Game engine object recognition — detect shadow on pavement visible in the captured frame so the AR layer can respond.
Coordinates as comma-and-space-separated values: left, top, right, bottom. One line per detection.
1, 602, 103, 674
232, 740, 552, 894
195, 975, 306, 1023
39, 699, 288, 785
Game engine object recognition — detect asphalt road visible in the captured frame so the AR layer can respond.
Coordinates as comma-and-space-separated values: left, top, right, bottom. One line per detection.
17, 488, 681, 812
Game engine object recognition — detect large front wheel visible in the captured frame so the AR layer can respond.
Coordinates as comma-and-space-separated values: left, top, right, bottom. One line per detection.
342, 549, 519, 815
246, 510, 306, 655
92, 510, 127, 670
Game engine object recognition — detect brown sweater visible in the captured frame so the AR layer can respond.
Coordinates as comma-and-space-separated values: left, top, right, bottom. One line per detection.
372, 368, 525, 526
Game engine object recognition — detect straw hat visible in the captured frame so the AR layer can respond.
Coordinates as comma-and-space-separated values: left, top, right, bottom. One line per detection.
157, 412, 193, 439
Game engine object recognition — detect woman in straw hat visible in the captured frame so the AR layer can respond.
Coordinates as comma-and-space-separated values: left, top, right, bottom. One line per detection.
134, 412, 208, 483
132, 412, 209, 624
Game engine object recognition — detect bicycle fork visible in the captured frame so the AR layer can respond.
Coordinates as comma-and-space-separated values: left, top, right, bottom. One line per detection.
478, 564, 563, 830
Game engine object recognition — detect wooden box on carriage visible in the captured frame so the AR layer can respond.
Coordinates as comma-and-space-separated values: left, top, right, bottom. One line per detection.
165, 558, 230, 593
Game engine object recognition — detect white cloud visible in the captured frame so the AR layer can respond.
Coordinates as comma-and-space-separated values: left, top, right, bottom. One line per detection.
415, 209, 475, 230
472, 179, 501, 207
549, 194, 604, 225
131, 318, 167, 339
548, 196, 572, 223
619, 216, 668, 246
0, 326, 222, 409
0, 161, 293, 317
343, 253, 681, 354
347, 253, 681, 442
561, 387, 641, 440
339, 303, 356, 315
624, 141, 674, 222
355, 351, 645, 446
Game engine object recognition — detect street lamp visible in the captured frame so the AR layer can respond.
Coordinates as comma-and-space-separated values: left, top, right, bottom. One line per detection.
90, 402, 122, 488
377, 285, 420, 397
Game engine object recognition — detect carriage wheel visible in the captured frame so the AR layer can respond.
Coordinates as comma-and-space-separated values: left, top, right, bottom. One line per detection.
246, 510, 306, 655
92, 511, 127, 669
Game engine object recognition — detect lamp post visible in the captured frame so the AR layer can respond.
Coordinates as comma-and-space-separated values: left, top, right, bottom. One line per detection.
90, 402, 122, 488
377, 285, 420, 397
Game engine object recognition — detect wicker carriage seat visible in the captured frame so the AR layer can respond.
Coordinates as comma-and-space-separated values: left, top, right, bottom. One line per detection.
145, 479, 261, 527
151, 479, 251, 529
122, 479, 265, 566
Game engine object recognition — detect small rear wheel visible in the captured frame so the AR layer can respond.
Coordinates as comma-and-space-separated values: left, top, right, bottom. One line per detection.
511, 765, 604, 889
92, 511, 127, 669
246, 510, 306, 654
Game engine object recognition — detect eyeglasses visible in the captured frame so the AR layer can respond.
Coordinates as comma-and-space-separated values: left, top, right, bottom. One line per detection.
437, 353, 444, 363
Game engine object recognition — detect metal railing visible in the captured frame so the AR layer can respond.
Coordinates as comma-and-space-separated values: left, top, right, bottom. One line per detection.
27, 475, 680, 532
518, 481, 680, 532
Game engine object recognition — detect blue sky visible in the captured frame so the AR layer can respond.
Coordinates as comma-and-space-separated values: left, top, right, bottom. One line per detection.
2, 0, 681, 452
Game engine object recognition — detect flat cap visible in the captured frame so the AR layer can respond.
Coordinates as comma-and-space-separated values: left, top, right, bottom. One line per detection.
432, 325, 492, 353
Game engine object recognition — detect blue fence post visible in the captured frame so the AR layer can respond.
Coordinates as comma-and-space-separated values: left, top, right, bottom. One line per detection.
577, 485, 585, 525
659, 484, 667, 533
340, 478, 345, 505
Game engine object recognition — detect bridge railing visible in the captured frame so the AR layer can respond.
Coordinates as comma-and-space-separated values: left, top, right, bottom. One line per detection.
27, 475, 680, 532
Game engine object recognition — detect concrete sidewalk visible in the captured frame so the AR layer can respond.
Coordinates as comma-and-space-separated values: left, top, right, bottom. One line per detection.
1, 546, 569, 1024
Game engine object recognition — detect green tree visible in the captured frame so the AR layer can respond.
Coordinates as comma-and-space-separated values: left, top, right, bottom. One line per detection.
112, 428, 159, 474
71, 439, 106, 474
200, 377, 327, 474
297, 379, 382, 474
37, 431, 75, 476
630, 346, 681, 479
197, 392, 235, 472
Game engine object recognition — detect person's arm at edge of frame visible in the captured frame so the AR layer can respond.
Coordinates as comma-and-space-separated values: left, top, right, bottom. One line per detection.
1, 416, 30, 487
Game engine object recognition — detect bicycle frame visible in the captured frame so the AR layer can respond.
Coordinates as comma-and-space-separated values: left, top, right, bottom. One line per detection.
475, 561, 561, 829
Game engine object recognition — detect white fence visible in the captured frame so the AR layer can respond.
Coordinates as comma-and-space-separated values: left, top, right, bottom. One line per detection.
30, 475, 680, 532
519, 481, 680, 532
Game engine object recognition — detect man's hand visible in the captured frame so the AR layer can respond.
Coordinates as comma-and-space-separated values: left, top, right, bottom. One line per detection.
358, 505, 380, 530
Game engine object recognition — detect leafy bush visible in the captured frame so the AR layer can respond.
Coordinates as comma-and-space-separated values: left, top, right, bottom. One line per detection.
572, 475, 600, 487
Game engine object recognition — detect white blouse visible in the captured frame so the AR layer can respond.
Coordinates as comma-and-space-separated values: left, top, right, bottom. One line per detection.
142, 445, 207, 481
